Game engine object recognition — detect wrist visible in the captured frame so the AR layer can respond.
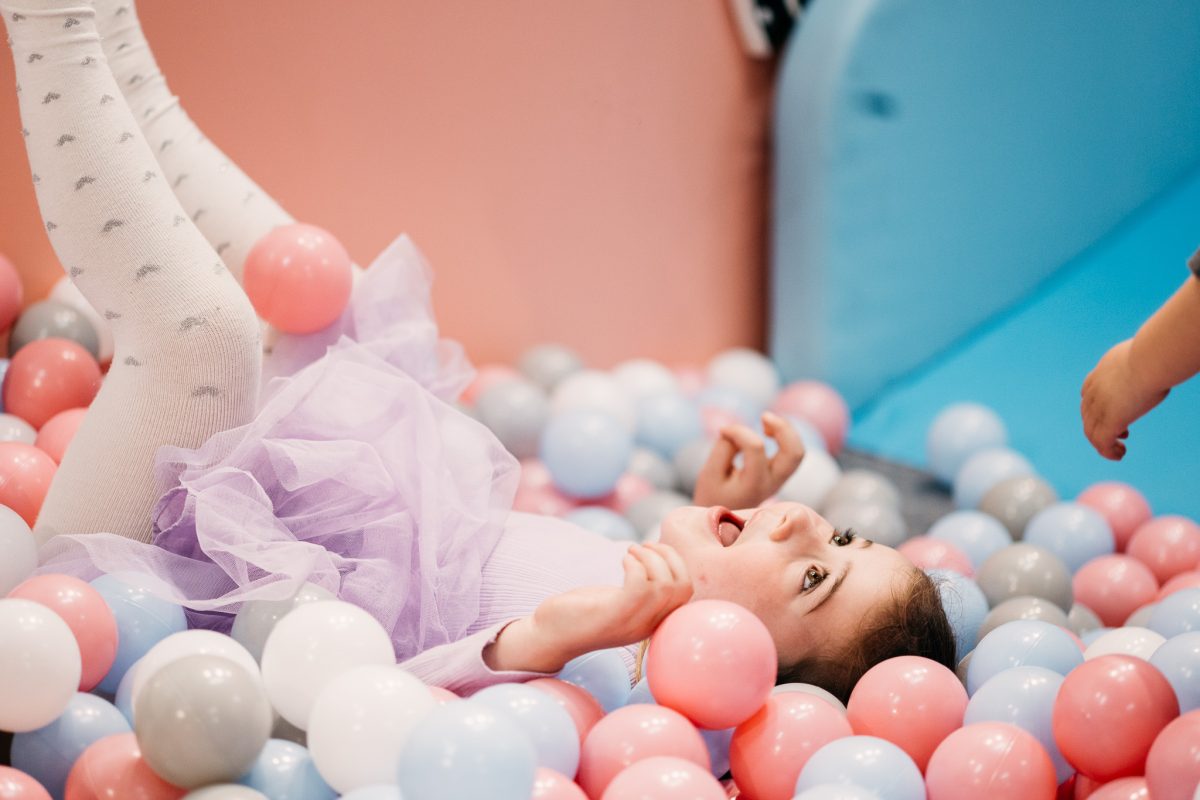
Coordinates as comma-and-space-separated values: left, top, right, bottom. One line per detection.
483, 617, 570, 675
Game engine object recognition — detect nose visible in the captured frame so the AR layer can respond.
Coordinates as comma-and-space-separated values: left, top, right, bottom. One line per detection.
768, 503, 823, 543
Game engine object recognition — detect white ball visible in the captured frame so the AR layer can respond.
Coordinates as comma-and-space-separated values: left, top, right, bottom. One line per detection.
1083, 626, 1166, 661
0, 506, 36, 595
131, 629, 260, 712
777, 449, 842, 508
772, 682, 848, 714
260, 600, 395, 730
550, 370, 636, 432
308, 664, 435, 794
706, 348, 781, 408
0, 598, 82, 732
49, 275, 114, 363
0, 414, 35, 445
611, 359, 679, 402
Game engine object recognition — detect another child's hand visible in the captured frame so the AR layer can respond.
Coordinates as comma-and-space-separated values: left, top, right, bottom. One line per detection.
692, 412, 805, 509
1081, 339, 1169, 460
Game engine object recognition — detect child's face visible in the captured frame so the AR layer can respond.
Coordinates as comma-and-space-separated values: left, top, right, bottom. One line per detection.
658, 502, 914, 667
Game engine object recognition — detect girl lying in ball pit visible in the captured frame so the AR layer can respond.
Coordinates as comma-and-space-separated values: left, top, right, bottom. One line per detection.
4, 0, 953, 703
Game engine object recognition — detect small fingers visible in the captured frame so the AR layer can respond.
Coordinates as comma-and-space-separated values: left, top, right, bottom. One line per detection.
721, 424, 769, 481
763, 411, 805, 481
630, 543, 673, 585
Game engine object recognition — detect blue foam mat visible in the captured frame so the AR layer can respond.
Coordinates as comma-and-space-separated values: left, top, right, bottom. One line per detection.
850, 165, 1200, 519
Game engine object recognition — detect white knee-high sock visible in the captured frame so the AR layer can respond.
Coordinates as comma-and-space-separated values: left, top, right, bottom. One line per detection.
3, 0, 261, 544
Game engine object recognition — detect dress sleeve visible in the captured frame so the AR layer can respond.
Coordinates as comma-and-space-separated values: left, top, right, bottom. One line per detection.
397, 619, 555, 695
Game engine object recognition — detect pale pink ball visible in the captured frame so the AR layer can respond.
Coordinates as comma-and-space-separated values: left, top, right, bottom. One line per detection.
427, 686, 459, 705
0, 443, 57, 527
898, 536, 974, 577
33, 407, 86, 464
532, 767, 587, 800
244, 223, 353, 334
0, 765, 51, 800
1077, 482, 1152, 552
0, 254, 24, 332
578, 705, 709, 799
924, 722, 1056, 800
1127, 516, 1200, 584
461, 365, 522, 406
8, 573, 117, 692
1073, 555, 1160, 628
1084, 777, 1152, 800
601, 757, 726, 800
771, 381, 850, 455
1158, 570, 1200, 601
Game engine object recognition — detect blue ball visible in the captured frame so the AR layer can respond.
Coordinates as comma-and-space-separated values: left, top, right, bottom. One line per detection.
562, 506, 637, 542
472, 683, 580, 778
966, 620, 1083, 695
1149, 631, 1200, 713
700, 726, 735, 778
794, 736, 925, 800
1023, 502, 1115, 573
11, 693, 130, 798
928, 569, 989, 662
625, 677, 656, 706
541, 410, 633, 499
953, 448, 1035, 510
963, 666, 1071, 783
927, 511, 1012, 569
926, 403, 1008, 484
557, 648, 631, 713
635, 393, 703, 459
239, 739, 335, 800
89, 572, 188, 694
339, 788, 404, 800
695, 385, 765, 425
397, 701, 537, 800
1148, 588, 1200, 638
794, 786, 881, 800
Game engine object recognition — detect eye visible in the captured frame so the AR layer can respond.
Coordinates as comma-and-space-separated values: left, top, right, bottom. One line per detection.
802, 567, 826, 592
831, 528, 856, 547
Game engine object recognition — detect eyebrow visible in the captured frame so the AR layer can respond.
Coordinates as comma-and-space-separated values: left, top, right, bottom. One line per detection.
810, 561, 851, 613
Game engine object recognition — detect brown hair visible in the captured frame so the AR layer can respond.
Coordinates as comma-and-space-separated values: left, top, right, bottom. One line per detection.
775, 567, 957, 704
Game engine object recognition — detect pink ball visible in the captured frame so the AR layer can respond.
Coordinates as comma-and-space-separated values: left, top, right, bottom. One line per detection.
770, 381, 850, 455
4, 338, 101, 429
925, 722, 1057, 800
461, 365, 522, 406
0, 766, 51, 800
729, 692, 852, 800
533, 768, 588, 800
1145, 710, 1200, 800
0, 442, 57, 527
601, 756, 726, 800
897, 536, 974, 577
528, 678, 606, 743
0, 254, 24, 333
578, 705, 709, 799
597, 474, 655, 516
1072, 555, 1160, 627
1127, 516, 1200, 584
7, 573, 117, 692
65, 732, 185, 800
243, 223, 353, 335
428, 685, 459, 705
1077, 483, 1152, 552
1083, 777, 1151, 800
1159, 570, 1200, 601
513, 482, 578, 516
1052, 655, 1179, 782
33, 407, 86, 464
845, 655, 968, 772
647, 600, 777, 730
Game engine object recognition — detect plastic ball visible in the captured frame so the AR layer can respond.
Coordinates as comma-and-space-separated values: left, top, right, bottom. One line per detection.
623, 491, 690, 539
89, 573, 188, 695
551, 370, 636, 433
963, 665, 1070, 783
776, 448, 842, 508
307, 665, 434, 794
1068, 603, 1104, 635
1149, 631, 1200, 713
5, 338, 101, 429
260, 599, 395, 730
0, 506, 36, 595
230, 581, 335, 663
527, 678, 606, 743
476, 378, 551, 459
792, 786, 880, 800
823, 502, 908, 548
0, 598, 82, 732
1083, 626, 1165, 661
729, 692, 852, 800
32, 407, 86, 463
541, 410, 633, 499
928, 568, 990, 661
927, 510, 1013, 570
49, 276, 113, 364
696, 726, 734, 779
953, 448, 1034, 510
625, 448, 678, 492
183, 786, 266, 800
696, 385, 765, 430
793, 735, 924, 800
924, 722, 1057, 800
472, 683, 580, 779
563, 506, 637, 542
397, 700, 537, 800
977, 595, 1069, 642
771, 381, 849, 455
8, 573, 117, 691
10, 693, 130, 798
1023, 502, 1115, 573
979, 475, 1059, 539
577, 704, 709, 799
1052, 654, 1179, 781
646, 600, 776, 730
706, 348, 780, 408
975, 543, 1073, 610
0, 443, 56, 526
1148, 588, 1200, 638
1073, 555, 1160, 627
243, 223, 352, 335
238, 739, 335, 800
519, 344, 584, 393
926, 403, 1009, 486
0, 254, 24, 331
821, 470, 901, 512
557, 649, 633, 714
336, 786, 404, 800
635, 393, 704, 460
671, 439, 713, 497
612, 359, 678, 403
130, 630, 259, 713
460, 364, 521, 406
967, 620, 1083, 695
0, 766, 51, 800
1161, 570, 1200, 600
531, 767, 588, 800
1081, 777, 1152, 800
1077, 482, 1152, 552
601, 756, 726, 800
772, 682, 848, 714
0, 414, 35, 445
898, 536, 973, 576
1145, 709, 1200, 800
9, 299, 100, 360
1127, 516, 1200, 584
63, 732, 184, 800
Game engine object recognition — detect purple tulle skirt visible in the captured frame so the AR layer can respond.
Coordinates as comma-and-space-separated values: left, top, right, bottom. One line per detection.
38, 236, 521, 658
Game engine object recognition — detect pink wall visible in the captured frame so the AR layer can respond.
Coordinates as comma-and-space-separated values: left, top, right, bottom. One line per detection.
0, 1, 772, 368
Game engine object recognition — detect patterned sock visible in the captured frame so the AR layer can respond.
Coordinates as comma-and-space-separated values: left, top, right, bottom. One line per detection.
3, 0, 261, 544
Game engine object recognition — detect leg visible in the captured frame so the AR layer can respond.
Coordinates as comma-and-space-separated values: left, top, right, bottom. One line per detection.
3, 0, 260, 544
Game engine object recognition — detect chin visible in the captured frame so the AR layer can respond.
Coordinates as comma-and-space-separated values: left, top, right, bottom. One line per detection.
658, 505, 707, 551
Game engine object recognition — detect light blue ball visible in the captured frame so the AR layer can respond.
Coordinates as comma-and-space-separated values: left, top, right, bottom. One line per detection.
926, 403, 1008, 485
699, 726, 734, 778
114, 660, 137, 724
953, 448, 1035, 510
338, 787, 404, 800
397, 701, 537, 800
89, 572, 188, 694
794, 735, 924, 800
11, 692, 130, 798
794, 785, 886, 800
963, 666, 1071, 783
1148, 588, 1200, 638
635, 393, 704, 459
784, 415, 829, 453
928, 569, 989, 662
1149, 631, 1200, 712
541, 409, 633, 499
557, 649, 631, 713
472, 683, 580, 778
625, 677, 656, 706
927, 511, 1013, 569
562, 506, 637, 542
1023, 502, 1114, 573
695, 385, 765, 426
238, 739, 335, 800
966, 620, 1083, 695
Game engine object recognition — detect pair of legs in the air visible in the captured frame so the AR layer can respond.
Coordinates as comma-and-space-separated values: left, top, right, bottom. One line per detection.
3, 0, 300, 544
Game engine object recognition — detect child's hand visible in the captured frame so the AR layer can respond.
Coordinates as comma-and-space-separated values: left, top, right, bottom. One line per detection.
1082, 339, 1169, 460
692, 412, 805, 509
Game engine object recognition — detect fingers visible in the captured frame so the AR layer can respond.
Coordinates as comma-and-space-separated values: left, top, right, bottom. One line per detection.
624, 543, 693, 618
698, 435, 739, 484
721, 424, 769, 483
762, 411, 805, 481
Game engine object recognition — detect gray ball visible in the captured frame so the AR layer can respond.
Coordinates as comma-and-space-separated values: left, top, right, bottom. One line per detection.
977, 595, 1069, 641
134, 654, 273, 789
9, 299, 100, 359
822, 502, 908, 547
475, 378, 550, 459
956, 651, 972, 687
672, 439, 714, 496
517, 344, 583, 393
625, 490, 691, 538
1067, 603, 1104, 635
626, 447, 678, 491
231, 582, 335, 663
975, 543, 1073, 610
821, 470, 901, 513
183, 787, 269, 800
978, 475, 1058, 539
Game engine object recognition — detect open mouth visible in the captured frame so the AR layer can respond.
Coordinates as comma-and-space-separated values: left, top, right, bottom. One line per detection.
710, 507, 745, 547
